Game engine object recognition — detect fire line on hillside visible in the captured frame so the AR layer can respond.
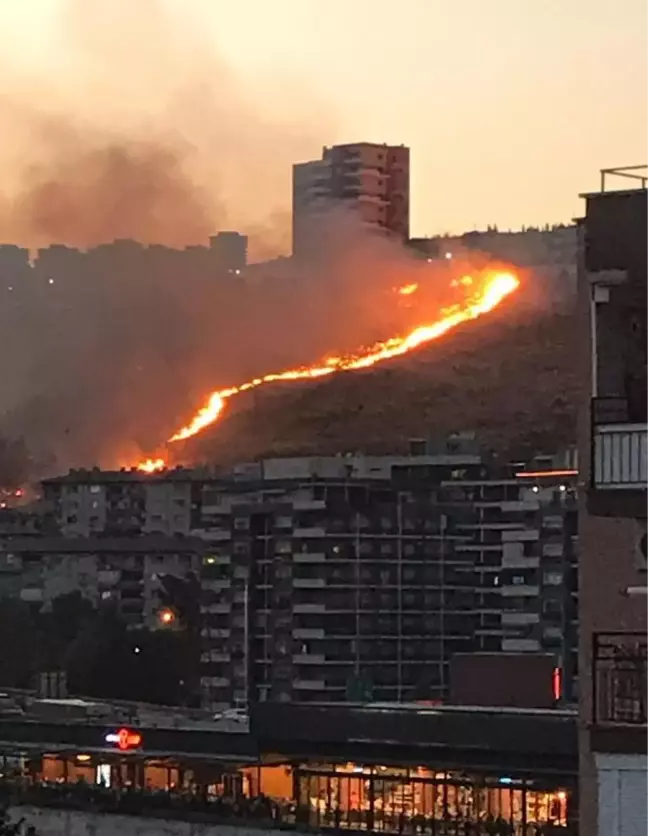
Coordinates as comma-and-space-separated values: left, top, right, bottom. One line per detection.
136, 270, 520, 473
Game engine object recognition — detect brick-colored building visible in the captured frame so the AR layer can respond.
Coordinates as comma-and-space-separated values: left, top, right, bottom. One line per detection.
576, 166, 647, 835
292, 142, 409, 256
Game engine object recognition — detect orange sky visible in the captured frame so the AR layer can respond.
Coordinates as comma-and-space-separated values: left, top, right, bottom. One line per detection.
2, 0, 646, 238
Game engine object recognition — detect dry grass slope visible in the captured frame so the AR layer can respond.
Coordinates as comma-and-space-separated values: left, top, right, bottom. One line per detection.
185, 302, 582, 464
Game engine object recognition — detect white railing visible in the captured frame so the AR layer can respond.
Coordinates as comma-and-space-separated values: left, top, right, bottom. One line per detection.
593, 423, 648, 488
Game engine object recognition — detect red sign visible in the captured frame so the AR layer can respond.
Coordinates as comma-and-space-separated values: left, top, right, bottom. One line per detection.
105, 728, 142, 751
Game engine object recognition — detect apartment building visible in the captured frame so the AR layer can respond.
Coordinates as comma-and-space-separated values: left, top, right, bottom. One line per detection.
576, 166, 647, 836
433, 460, 579, 702
0, 536, 203, 629
292, 142, 410, 256
38, 444, 580, 711
209, 231, 248, 274
198, 453, 476, 709
41, 467, 208, 537
197, 446, 579, 709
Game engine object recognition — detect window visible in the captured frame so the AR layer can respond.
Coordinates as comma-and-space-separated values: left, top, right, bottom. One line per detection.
234, 517, 249, 530
380, 542, 393, 555
89, 485, 101, 494
543, 599, 562, 616
544, 571, 563, 586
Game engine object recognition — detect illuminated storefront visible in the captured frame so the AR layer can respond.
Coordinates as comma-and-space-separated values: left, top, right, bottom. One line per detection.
0, 703, 579, 833
294, 763, 571, 833
0, 752, 574, 833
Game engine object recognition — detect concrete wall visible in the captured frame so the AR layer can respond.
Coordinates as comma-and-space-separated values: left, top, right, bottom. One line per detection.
9, 806, 278, 836
596, 754, 648, 836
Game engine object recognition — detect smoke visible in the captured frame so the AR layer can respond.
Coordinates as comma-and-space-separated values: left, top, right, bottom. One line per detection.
0, 210, 468, 476
0, 0, 334, 253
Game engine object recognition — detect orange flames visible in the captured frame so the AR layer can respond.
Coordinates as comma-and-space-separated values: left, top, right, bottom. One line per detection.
137, 270, 519, 470
397, 283, 419, 296
137, 457, 166, 474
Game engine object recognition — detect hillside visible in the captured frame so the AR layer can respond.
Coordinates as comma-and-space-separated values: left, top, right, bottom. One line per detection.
179, 300, 583, 465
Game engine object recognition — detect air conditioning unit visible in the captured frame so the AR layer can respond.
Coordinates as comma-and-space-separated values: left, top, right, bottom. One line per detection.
634, 520, 647, 573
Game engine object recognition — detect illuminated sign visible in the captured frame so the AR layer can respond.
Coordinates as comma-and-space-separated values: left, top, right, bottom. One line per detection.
104, 728, 142, 751
553, 666, 562, 702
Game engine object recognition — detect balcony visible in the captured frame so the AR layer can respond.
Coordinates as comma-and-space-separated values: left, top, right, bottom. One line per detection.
590, 398, 647, 514
293, 527, 326, 538
592, 632, 646, 735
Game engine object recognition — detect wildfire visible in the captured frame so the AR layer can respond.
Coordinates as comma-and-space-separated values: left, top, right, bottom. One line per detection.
137, 457, 166, 474
138, 270, 519, 467
398, 283, 419, 296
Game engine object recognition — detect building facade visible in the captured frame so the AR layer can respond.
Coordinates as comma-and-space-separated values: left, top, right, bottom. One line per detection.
209, 231, 248, 273
37, 445, 579, 713
576, 167, 647, 836
438, 461, 579, 701
198, 453, 476, 709
0, 535, 203, 629
41, 467, 209, 538
197, 448, 579, 710
292, 143, 410, 256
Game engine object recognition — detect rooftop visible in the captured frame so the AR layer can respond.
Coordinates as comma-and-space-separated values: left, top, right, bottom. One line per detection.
42, 466, 220, 485
580, 164, 648, 197
250, 702, 578, 775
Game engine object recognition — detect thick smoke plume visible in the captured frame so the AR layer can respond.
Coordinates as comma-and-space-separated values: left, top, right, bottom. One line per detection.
0, 0, 333, 252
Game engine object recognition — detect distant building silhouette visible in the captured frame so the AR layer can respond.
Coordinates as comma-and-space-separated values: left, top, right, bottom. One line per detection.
292, 142, 410, 257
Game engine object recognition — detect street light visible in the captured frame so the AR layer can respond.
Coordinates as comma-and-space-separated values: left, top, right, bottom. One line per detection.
158, 608, 176, 626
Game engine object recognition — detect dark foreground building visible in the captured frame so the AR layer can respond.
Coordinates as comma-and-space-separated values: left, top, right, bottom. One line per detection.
576, 166, 647, 836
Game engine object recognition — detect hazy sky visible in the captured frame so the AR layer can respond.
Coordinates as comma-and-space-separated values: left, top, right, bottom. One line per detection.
3, 0, 646, 237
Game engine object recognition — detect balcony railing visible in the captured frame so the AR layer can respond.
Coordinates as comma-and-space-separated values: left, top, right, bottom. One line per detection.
592, 631, 647, 726
592, 398, 647, 489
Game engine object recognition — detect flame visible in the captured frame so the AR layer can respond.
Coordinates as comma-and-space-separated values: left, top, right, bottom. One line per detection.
450, 275, 474, 288
137, 457, 166, 474
398, 283, 419, 296
155, 270, 519, 450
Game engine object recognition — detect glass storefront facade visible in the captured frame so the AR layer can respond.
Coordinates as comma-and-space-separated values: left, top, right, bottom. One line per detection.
294, 764, 573, 834
0, 752, 576, 834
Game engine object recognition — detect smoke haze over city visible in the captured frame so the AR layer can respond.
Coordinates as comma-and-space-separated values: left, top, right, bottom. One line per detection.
0, 0, 335, 255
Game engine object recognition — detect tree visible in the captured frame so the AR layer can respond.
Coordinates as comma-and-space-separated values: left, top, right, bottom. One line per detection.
0, 598, 40, 687
65, 603, 196, 705
48, 591, 95, 644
